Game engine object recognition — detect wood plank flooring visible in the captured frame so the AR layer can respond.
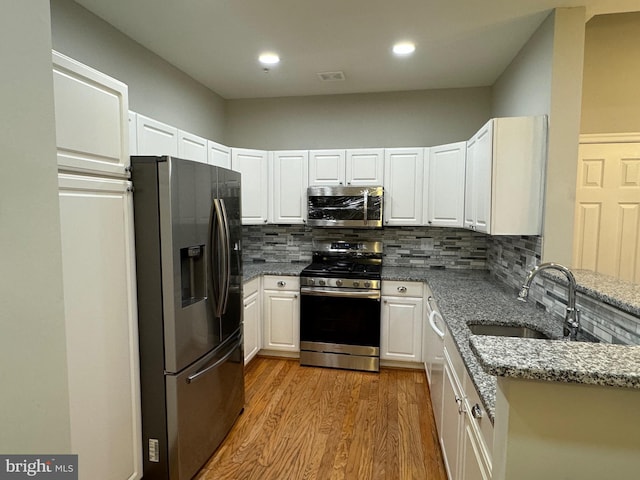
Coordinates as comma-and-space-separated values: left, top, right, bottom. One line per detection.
195, 357, 447, 480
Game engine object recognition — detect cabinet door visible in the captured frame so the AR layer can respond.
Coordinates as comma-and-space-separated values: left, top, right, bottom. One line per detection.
243, 291, 260, 364
208, 140, 231, 168
473, 122, 493, 234
136, 114, 178, 156
263, 290, 300, 352
309, 149, 346, 186
58, 174, 142, 480
427, 142, 466, 227
178, 130, 208, 164
380, 296, 423, 362
231, 148, 269, 224
52, 51, 129, 178
383, 148, 424, 226
461, 418, 490, 480
441, 357, 462, 480
271, 150, 309, 224
346, 148, 384, 186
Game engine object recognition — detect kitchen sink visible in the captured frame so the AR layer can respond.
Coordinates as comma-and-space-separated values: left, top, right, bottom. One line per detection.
468, 324, 550, 339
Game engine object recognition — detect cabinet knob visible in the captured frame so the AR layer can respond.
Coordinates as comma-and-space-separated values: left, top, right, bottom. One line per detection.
397, 286, 407, 293
428, 220, 432, 225
264, 219, 268, 223
471, 404, 483, 419
294, 294, 298, 298
277, 281, 286, 287
455, 395, 464, 415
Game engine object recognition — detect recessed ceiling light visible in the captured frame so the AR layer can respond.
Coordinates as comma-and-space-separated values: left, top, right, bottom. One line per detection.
393, 42, 416, 56
259, 53, 280, 65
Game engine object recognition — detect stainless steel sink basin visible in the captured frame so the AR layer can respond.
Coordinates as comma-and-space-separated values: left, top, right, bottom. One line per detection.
468, 324, 550, 339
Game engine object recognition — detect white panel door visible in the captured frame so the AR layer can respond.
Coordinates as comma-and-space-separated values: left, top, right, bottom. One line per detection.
346, 148, 384, 186
177, 130, 208, 164
208, 140, 231, 168
472, 122, 493, 234
231, 148, 269, 224
383, 148, 424, 226
271, 150, 309, 224
381, 296, 423, 362
464, 139, 477, 230
135, 114, 178, 156
52, 51, 129, 177
573, 142, 640, 282
243, 291, 260, 364
427, 142, 466, 227
263, 291, 300, 352
58, 173, 142, 480
309, 149, 346, 186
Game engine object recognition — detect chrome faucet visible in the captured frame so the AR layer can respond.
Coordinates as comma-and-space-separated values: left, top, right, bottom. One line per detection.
518, 262, 580, 341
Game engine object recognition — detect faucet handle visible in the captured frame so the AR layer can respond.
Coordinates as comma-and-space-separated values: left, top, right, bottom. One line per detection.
517, 285, 529, 302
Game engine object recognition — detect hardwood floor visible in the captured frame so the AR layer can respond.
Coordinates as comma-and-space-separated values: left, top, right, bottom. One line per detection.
196, 357, 447, 480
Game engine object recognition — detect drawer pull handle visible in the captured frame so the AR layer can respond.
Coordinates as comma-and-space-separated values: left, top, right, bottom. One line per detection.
471, 404, 483, 419
277, 281, 286, 287
455, 395, 464, 415
397, 286, 407, 293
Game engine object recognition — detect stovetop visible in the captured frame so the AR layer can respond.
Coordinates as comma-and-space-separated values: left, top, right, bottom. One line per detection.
301, 261, 381, 280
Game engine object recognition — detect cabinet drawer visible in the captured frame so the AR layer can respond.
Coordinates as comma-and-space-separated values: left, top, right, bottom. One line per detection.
263, 275, 300, 291
244, 277, 260, 297
381, 281, 423, 297
463, 370, 494, 462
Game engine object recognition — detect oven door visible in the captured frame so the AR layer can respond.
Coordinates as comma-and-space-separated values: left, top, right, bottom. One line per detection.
300, 286, 381, 371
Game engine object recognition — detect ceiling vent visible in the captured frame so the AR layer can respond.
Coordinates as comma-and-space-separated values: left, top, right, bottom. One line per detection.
317, 71, 346, 82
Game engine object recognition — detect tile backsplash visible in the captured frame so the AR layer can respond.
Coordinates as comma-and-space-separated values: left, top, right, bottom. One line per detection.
242, 225, 488, 269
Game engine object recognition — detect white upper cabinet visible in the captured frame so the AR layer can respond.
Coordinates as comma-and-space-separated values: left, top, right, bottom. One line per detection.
346, 148, 384, 186
464, 116, 547, 235
309, 149, 384, 186
309, 149, 346, 185
177, 130, 208, 164
383, 148, 424, 226
52, 51, 129, 178
426, 142, 467, 228
231, 148, 269, 224
270, 150, 309, 224
135, 114, 178, 157
208, 140, 231, 169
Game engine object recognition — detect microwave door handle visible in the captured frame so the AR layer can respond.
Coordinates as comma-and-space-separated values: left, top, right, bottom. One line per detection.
363, 190, 368, 225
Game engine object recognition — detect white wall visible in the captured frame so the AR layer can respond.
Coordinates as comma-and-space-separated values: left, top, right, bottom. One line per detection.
50, 0, 226, 143
0, 0, 71, 452
491, 9, 586, 265
225, 87, 492, 150
581, 12, 640, 134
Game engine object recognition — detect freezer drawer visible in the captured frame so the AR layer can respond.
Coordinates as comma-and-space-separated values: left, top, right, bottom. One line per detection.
165, 332, 244, 480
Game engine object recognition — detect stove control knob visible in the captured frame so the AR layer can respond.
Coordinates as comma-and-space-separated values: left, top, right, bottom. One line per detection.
335, 279, 343, 287
319, 279, 326, 286
353, 281, 360, 287
364, 281, 371, 288
308, 279, 315, 285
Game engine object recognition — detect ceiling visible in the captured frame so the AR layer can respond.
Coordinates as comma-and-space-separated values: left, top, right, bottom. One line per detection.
74, 0, 638, 100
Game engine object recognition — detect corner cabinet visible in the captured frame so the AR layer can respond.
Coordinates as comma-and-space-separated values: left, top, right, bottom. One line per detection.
465, 116, 547, 235
262, 276, 300, 353
380, 281, 423, 363
231, 148, 269, 225
243, 277, 262, 365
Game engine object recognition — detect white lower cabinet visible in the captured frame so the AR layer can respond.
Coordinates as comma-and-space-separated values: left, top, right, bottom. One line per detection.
243, 277, 261, 364
262, 276, 300, 353
441, 334, 493, 480
380, 281, 423, 362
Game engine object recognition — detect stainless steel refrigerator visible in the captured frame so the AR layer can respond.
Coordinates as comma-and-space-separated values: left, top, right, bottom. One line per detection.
131, 156, 244, 480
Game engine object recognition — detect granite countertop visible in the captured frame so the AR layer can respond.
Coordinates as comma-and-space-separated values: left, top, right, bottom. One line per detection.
243, 261, 306, 281
381, 266, 640, 423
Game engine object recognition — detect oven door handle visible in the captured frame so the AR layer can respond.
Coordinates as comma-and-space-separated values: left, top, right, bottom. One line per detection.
300, 287, 381, 300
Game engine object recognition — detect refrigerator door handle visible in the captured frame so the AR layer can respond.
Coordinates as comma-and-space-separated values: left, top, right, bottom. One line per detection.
219, 199, 231, 315
213, 199, 228, 318
186, 340, 238, 384
207, 198, 220, 317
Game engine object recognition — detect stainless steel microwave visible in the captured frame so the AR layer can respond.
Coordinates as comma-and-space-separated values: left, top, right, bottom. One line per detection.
307, 186, 384, 228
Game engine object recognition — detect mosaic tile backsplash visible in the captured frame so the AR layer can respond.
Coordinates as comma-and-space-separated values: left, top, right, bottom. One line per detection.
242, 224, 489, 269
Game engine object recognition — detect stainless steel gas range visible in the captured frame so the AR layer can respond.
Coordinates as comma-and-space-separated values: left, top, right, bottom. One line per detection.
299, 240, 382, 372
